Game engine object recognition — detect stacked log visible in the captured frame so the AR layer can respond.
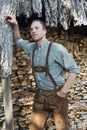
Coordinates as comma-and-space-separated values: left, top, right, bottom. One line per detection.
0, 27, 87, 130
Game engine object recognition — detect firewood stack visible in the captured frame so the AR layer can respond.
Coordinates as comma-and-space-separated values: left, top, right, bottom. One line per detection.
0, 27, 87, 130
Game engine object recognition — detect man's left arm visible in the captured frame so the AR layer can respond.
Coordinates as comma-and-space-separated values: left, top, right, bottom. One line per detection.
54, 43, 80, 97
57, 72, 77, 97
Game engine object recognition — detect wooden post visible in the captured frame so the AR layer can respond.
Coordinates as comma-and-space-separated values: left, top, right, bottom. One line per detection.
2, 76, 13, 130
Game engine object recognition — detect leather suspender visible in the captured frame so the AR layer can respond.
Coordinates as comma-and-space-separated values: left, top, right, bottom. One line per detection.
32, 42, 58, 89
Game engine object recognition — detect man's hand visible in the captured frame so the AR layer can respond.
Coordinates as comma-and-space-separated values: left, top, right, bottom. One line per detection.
5, 15, 18, 26
57, 73, 77, 98
5, 15, 20, 39
57, 89, 67, 98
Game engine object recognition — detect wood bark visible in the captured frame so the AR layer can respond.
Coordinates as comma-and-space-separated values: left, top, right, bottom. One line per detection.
16, 0, 42, 18
16, 0, 87, 30
0, 0, 17, 77
0, 1, 17, 130
2, 76, 13, 130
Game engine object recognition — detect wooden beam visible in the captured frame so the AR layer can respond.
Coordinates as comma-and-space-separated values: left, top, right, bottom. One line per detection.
2, 76, 13, 130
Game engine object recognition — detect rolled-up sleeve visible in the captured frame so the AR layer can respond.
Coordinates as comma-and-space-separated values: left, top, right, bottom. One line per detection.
54, 43, 80, 74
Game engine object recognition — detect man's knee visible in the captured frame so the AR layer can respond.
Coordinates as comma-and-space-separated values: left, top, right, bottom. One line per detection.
30, 110, 48, 130
30, 123, 43, 130
54, 113, 68, 130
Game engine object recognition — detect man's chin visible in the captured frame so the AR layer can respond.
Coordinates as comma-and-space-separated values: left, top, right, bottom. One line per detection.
32, 37, 43, 42
33, 38, 40, 42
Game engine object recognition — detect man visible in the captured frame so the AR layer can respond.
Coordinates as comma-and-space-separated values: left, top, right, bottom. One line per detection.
5, 15, 79, 130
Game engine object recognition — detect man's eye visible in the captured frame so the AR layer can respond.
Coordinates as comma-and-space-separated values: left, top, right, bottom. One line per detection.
35, 27, 39, 29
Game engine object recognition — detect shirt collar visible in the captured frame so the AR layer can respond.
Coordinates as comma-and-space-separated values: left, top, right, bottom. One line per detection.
35, 38, 50, 49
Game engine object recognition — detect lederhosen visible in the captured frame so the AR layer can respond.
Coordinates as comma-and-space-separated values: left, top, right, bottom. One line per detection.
32, 42, 68, 116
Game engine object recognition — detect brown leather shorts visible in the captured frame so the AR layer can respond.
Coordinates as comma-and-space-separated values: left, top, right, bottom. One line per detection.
33, 89, 68, 114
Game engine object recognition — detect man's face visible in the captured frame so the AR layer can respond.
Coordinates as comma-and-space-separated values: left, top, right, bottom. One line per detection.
30, 21, 46, 42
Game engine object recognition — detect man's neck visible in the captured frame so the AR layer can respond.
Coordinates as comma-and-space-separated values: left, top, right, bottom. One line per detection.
36, 37, 46, 47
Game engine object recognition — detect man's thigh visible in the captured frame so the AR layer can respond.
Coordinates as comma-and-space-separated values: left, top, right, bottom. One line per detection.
53, 95, 68, 130
30, 110, 48, 130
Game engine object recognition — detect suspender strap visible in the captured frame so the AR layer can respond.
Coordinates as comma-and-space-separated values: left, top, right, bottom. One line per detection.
46, 71, 58, 88
32, 47, 38, 87
32, 47, 35, 67
45, 43, 58, 89
46, 42, 52, 66
45, 42, 52, 76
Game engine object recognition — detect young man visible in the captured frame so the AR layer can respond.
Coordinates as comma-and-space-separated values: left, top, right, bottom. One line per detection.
5, 15, 79, 130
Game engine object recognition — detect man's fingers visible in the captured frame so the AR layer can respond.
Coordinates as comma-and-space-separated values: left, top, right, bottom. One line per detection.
57, 91, 66, 98
5, 16, 12, 21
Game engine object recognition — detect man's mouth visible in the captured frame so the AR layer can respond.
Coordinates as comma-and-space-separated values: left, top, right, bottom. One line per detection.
33, 34, 38, 38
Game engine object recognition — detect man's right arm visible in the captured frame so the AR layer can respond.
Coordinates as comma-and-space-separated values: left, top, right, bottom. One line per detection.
5, 15, 33, 56
13, 22, 20, 40
5, 15, 20, 40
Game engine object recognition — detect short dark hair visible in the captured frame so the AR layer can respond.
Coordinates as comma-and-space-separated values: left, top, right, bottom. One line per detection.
30, 19, 46, 30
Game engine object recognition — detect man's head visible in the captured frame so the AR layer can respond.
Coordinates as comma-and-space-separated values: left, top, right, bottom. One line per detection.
30, 19, 47, 43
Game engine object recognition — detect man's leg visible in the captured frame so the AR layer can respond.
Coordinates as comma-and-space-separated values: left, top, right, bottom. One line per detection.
30, 110, 49, 130
53, 112, 68, 130
53, 96, 68, 130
